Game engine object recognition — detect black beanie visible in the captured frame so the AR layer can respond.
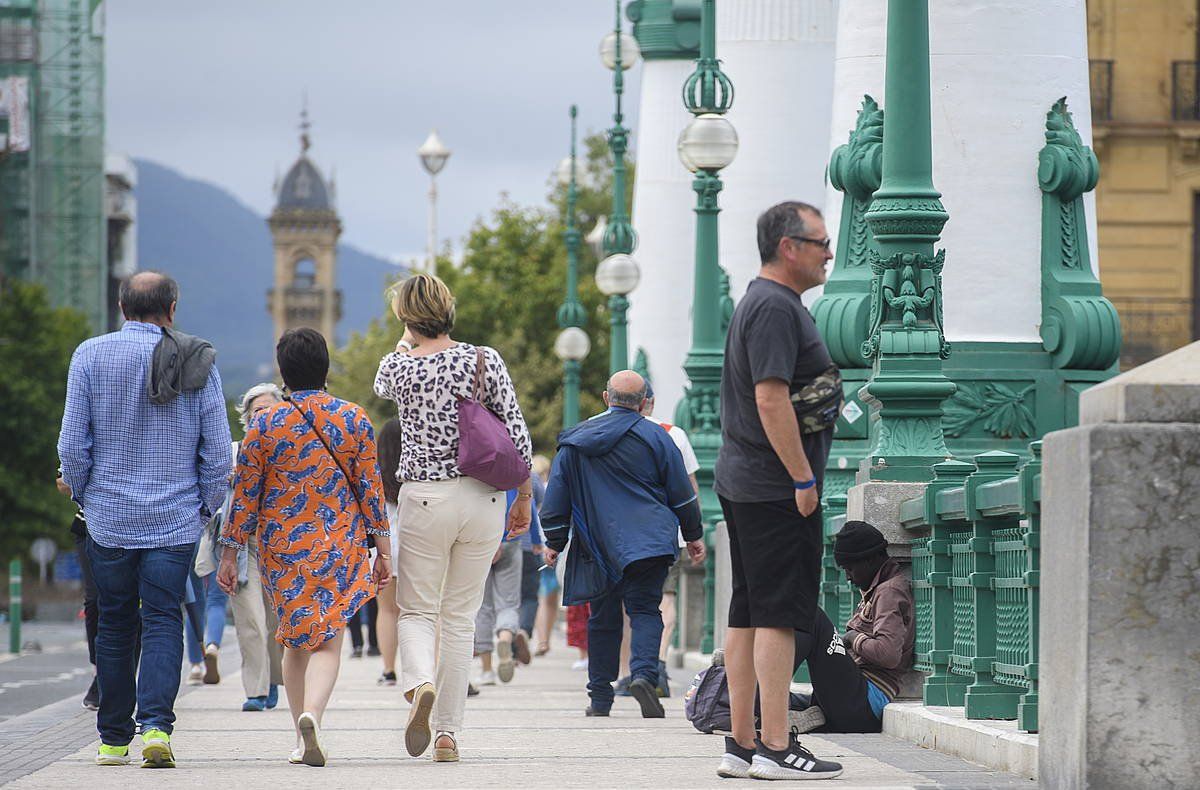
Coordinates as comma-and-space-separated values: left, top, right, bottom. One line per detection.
834, 520, 887, 563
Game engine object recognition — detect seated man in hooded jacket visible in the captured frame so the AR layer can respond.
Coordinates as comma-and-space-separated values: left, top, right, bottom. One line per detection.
541, 370, 706, 718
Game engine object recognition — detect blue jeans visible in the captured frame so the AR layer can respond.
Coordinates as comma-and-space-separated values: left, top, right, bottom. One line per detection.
87, 535, 194, 745
586, 556, 670, 711
185, 572, 228, 664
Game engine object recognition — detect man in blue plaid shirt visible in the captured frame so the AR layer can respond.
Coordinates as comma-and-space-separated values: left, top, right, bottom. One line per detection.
58, 271, 231, 768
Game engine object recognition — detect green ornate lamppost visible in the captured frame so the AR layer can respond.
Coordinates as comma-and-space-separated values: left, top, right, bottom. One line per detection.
595, 0, 641, 374
677, 0, 736, 653
858, 0, 956, 480
554, 105, 590, 430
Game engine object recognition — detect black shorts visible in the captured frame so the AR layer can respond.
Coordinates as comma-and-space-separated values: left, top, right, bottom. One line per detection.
720, 495, 823, 632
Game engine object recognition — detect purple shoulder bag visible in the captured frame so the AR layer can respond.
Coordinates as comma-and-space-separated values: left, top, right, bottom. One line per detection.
457, 346, 529, 490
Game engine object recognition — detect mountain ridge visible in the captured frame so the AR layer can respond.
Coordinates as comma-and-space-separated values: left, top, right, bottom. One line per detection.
134, 158, 406, 396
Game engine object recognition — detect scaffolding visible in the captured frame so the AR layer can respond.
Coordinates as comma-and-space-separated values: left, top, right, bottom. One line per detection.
0, 0, 105, 331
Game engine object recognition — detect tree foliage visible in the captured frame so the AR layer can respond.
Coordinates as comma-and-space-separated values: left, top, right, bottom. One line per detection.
330, 133, 629, 454
0, 281, 91, 562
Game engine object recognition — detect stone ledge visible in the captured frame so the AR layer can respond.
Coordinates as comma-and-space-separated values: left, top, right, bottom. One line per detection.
881, 701, 1038, 782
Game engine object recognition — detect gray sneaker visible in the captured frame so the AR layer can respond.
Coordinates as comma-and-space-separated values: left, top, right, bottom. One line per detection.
788, 704, 826, 734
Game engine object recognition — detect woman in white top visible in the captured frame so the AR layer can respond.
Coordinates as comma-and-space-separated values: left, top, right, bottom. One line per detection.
373, 273, 533, 762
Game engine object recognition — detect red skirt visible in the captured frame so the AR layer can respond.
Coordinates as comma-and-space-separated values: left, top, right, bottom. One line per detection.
565, 603, 590, 649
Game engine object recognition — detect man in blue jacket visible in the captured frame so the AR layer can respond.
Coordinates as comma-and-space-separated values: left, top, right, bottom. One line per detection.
542, 370, 706, 718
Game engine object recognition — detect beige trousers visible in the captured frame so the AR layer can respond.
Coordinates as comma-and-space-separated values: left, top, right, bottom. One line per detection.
396, 476, 505, 732
230, 545, 283, 698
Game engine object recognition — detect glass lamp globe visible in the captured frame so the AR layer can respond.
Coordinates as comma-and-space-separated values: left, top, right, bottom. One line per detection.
555, 156, 573, 187
595, 253, 641, 296
599, 31, 641, 71
586, 215, 608, 259
417, 129, 451, 176
677, 126, 699, 173
679, 114, 739, 172
554, 326, 591, 362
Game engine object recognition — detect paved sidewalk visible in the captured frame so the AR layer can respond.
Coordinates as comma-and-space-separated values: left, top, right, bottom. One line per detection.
5, 632, 1035, 789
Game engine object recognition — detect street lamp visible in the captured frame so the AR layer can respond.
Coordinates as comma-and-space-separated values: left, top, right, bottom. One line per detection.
597, 0, 639, 374
417, 129, 450, 273
556, 105, 589, 429
679, 0, 736, 655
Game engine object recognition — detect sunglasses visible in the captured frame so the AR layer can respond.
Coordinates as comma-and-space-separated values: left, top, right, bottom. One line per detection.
788, 235, 832, 251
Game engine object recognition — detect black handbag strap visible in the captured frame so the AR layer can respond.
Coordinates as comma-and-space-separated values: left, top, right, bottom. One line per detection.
287, 397, 368, 522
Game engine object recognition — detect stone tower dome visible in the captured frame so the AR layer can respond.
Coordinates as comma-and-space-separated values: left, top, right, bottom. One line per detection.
267, 108, 343, 347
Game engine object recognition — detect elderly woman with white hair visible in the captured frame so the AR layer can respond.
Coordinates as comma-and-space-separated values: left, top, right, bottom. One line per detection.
224, 382, 286, 711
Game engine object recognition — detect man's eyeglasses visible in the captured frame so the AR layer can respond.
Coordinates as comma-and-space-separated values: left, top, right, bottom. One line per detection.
788, 235, 831, 251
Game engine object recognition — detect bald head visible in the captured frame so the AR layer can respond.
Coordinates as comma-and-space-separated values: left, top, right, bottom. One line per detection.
119, 271, 179, 325
605, 369, 647, 411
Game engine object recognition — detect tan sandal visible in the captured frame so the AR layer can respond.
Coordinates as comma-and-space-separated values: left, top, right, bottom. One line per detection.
433, 731, 459, 762
404, 683, 436, 757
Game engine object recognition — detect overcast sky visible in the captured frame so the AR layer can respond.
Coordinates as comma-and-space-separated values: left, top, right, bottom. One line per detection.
106, 1, 640, 262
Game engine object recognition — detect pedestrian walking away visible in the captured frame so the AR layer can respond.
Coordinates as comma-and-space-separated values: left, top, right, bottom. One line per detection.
473, 489, 542, 687
373, 273, 533, 762
225, 383, 286, 712
614, 379, 702, 700
374, 418, 404, 688
713, 202, 843, 781
218, 328, 391, 767
57, 271, 232, 769
541, 370, 705, 719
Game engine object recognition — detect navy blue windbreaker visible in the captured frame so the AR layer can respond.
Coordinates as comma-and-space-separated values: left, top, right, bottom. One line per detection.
541, 407, 701, 594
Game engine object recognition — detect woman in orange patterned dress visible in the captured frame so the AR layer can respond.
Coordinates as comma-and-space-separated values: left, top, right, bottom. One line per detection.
217, 329, 390, 767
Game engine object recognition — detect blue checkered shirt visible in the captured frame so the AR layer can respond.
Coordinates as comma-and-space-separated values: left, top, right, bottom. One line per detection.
57, 321, 233, 549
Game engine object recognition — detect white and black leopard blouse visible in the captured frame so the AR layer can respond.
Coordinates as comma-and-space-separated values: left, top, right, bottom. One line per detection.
373, 343, 533, 483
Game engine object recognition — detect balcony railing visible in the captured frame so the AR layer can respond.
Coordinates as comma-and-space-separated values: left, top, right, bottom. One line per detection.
1090, 59, 1113, 122
1109, 295, 1193, 370
1172, 61, 1200, 120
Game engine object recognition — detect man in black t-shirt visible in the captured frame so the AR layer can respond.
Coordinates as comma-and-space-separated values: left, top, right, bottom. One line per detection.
712, 201, 843, 781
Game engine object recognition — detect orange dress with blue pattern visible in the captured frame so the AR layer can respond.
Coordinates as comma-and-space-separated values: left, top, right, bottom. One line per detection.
221, 390, 389, 650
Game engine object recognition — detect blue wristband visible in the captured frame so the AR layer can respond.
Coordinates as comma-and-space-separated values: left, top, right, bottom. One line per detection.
794, 478, 816, 490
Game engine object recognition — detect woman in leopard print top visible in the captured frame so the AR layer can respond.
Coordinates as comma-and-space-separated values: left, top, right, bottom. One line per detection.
372, 273, 533, 763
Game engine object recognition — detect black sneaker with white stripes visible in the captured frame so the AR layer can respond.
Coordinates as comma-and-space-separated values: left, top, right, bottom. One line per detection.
716, 736, 755, 779
748, 729, 842, 780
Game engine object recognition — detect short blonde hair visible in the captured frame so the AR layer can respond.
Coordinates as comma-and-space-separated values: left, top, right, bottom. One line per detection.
391, 273, 455, 338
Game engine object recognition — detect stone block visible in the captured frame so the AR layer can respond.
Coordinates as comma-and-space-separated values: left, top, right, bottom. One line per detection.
882, 701, 1039, 781
845, 480, 929, 559
1040, 421, 1200, 790
1080, 339, 1200, 424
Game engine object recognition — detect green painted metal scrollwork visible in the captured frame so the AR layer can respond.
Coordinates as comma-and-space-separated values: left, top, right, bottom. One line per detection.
812, 95, 883, 369
861, 249, 950, 361
1038, 98, 1120, 370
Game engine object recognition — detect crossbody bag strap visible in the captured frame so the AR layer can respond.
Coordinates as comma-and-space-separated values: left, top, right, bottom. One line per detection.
288, 399, 368, 521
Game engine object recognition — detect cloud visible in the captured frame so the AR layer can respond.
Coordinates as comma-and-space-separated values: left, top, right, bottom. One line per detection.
107, 0, 642, 259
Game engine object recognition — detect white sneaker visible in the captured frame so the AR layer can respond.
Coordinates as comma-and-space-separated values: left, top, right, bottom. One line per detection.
288, 747, 304, 765
571, 658, 589, 671
186, 663, 204, 685
478, 669, 497, 686
296, 712, 327, 767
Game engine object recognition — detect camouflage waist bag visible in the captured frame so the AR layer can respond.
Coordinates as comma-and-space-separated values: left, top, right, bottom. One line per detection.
790, 365, 844, 435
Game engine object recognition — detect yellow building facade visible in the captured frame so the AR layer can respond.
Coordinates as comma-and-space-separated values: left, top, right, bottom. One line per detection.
1088, 0, 1200, 367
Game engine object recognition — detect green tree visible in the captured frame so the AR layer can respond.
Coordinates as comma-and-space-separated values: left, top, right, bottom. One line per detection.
0, 281, 92, 562
329, 133, 627, 453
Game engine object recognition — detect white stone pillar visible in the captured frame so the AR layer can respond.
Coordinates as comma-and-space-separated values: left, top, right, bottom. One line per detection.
821, 0, 1098, 343
628, 0, 837, 419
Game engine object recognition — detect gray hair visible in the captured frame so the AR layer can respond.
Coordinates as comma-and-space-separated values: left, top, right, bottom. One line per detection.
237, 382, 284, 428
606, 381, 647, 410
757, 201, 822, 264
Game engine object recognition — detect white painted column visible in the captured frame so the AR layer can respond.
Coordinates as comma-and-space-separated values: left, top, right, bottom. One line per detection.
822, 0, 1098, 343
628, 0, 837, 419
628, 57, 697, 419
